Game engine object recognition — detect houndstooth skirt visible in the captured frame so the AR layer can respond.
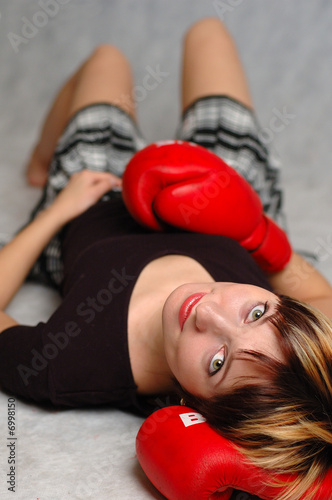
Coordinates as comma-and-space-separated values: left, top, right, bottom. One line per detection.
25, 96, 286, 288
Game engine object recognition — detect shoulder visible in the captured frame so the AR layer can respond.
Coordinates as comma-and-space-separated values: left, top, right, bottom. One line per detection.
268, 251, 332, 309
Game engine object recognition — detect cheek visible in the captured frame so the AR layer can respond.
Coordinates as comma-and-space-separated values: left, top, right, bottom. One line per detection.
171, 340, 205, 392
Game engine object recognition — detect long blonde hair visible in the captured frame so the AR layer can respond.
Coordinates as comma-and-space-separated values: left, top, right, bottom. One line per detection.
176, 295, 332, 500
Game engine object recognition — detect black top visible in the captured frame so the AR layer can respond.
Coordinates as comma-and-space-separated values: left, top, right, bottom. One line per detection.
0, 198, 272, 415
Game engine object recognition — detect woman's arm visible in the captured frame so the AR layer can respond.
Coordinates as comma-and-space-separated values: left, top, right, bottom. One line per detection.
0, 171, 121, 326
268, 251, 332, 319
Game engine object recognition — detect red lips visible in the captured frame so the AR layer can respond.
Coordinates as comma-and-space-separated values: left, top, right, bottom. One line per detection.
179, 293, 206, 331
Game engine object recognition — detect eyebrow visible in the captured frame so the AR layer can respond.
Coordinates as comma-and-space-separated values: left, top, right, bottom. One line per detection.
260, 312, 276, 326
260, 302, 279, 326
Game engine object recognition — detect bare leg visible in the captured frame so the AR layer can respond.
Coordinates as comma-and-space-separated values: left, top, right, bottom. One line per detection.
181, 18, 253, 112
26, 45, 136, 186
26, 70, 79, 187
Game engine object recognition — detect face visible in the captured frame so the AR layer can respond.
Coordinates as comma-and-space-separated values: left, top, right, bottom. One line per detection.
162, 282, 284, 398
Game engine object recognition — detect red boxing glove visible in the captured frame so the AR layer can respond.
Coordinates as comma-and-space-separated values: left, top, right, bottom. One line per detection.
136, 405, 332, 500
122, 140, 292, 273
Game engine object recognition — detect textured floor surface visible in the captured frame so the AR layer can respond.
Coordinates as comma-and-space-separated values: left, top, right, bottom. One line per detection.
0, 1, 332, 499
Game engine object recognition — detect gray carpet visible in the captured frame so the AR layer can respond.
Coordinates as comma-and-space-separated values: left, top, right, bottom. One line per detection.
0, 1, 332, 499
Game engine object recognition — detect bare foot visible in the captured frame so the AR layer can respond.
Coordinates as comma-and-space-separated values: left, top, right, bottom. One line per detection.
26, 146, 49, 187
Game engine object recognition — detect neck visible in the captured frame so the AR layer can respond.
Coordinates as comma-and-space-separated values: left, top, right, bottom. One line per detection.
144, 301, 176, 394
127, 254, 215, 395
130, 294, 176, 395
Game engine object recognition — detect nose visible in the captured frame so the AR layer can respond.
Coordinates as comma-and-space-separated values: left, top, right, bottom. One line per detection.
194, 300, 232, 334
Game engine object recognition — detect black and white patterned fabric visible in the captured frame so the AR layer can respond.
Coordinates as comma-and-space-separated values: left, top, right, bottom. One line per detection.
27, 103, 147, 287
19, 96, 287, 288
176, 95, 286, 229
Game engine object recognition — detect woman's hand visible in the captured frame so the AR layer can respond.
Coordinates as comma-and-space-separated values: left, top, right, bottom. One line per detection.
0, 170, 121, 311
48, 170, 122, 224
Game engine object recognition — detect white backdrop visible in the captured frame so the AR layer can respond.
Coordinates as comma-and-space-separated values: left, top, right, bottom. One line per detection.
0, 1, 332, 499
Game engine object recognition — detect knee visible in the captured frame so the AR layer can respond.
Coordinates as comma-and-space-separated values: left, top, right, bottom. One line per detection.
184, 17, 231, 47
87, 44, 131, 72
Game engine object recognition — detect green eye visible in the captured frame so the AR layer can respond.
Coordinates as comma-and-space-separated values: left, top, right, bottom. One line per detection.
248, 302, 268, 322
212, 359, 223, 370
252, 308, 264, 320
209, 349, 225, 376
